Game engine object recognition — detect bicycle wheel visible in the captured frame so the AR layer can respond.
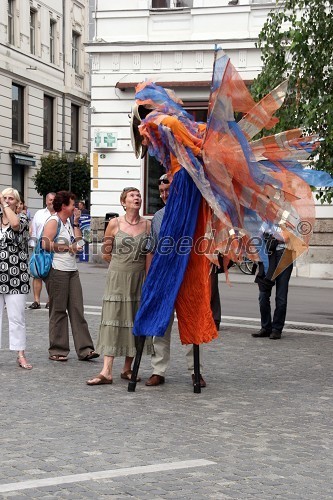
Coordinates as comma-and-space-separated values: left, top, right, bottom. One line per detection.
238, 258, 255, 275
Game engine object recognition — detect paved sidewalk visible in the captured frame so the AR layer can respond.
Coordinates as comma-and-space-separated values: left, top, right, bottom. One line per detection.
0, 307, 332, 499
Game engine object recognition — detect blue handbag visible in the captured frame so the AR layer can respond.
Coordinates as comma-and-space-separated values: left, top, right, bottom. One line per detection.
29, 218, 61, 279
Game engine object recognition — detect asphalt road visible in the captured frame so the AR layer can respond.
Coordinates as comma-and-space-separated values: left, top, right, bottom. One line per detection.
29, 263, 333, 326
218, 280, 333, 325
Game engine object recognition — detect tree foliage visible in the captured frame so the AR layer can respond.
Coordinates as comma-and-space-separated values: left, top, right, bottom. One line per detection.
33, 153, 91, 201
252, 0, 333, 202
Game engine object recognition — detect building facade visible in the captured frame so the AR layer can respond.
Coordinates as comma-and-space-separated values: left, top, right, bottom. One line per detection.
0, 0, 90, 213
86, 0, 333, 277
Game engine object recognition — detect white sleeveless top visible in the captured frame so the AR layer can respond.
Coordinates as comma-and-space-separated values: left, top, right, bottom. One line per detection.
48, 215, 77, 272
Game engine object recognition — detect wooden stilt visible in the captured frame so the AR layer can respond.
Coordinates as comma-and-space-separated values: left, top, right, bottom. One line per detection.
128, 336, 146, 392
193, 344, 201, 394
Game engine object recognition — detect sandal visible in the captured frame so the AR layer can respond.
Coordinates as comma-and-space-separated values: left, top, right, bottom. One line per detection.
49, 354, 68, 362
120, 370, 141, 382
86, 374, 113, 386
17, 355, 33, 370
81, 351, 100, 361
28, 301, 41, 310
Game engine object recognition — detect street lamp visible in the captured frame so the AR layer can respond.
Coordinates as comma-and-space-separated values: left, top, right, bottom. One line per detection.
65, 149, 76, 192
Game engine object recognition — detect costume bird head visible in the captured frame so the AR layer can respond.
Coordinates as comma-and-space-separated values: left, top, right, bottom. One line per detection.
130, 81, 196, 158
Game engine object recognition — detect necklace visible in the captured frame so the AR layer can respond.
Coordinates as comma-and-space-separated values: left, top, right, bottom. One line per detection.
124, 215, 141, 226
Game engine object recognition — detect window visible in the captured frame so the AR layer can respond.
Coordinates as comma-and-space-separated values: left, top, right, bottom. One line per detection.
152, 0, 169, 6
12, 84, 24, 143
12, 164, 25, 196
151, 0, 193, 7
50, 20, 55, 63
145, 156, 165, 215
174, 0, 193, 6
43, 95, 54, 150
144, 103, 207, 215
30, 9, 36, 54
8, 0, 14, 44
72, 32, 80, 73
71, 104, 80, 152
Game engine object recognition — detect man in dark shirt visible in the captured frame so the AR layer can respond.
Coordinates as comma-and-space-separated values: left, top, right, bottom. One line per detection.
252, 228, 293, 340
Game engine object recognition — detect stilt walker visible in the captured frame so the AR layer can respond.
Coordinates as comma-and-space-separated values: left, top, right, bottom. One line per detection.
128, 48, 333, 393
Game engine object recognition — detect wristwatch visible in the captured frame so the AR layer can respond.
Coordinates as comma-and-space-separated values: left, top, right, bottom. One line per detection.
73, 223, 80, 227
76, 239, 85, 248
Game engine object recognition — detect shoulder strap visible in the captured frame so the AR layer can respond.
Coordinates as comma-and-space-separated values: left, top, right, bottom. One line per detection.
37, 216, 61, 250
54, 217, 61, 242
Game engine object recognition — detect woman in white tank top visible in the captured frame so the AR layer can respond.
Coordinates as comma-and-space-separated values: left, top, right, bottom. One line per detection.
42, 191, 99, 362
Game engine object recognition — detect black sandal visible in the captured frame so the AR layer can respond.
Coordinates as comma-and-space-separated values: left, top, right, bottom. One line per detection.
28, 301, 41, 309
81, 351, 100, 361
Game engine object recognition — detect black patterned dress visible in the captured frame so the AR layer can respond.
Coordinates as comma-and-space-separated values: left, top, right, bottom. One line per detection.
0, 214, 30, 295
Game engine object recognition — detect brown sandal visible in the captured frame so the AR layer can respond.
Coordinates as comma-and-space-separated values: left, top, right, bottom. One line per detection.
49, 355, 68, 362
86, 374, 113, 386
120, 370, 141, 382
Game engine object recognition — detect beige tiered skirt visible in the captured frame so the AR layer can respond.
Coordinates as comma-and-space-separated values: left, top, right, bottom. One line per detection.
96, 264, 153, 357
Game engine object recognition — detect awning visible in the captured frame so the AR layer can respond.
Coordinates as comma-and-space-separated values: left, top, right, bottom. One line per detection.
11, 153, 36, 166
116, 72, 213, 90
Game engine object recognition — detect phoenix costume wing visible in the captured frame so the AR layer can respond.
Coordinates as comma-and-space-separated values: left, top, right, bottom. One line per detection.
132, 48, 333, 345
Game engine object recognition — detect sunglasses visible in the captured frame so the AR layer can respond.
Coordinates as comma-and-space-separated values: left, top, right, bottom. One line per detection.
158, 179, 170, 185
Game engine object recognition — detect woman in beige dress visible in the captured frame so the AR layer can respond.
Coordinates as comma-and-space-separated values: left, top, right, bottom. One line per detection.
87, 187, 152, 385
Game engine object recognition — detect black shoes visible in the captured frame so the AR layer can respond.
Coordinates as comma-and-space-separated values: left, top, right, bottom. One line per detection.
252, 328, 271, 338
252, 328, 282, 339
270, 330, 282, 340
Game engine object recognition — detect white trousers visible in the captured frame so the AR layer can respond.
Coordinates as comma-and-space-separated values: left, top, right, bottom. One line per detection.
0, 294, 26, 351
151, 314, 203, 377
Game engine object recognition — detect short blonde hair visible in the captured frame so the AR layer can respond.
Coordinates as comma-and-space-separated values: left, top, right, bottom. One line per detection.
2, 188, 21, 206
120, 187, 140, 205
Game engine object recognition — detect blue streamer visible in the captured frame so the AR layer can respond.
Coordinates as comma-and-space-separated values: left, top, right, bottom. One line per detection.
228, 121, 280, 189
133, 169, 202, 337
259, 160, 333, 187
